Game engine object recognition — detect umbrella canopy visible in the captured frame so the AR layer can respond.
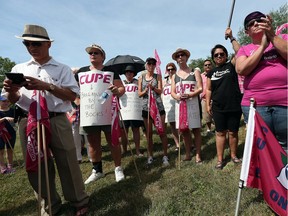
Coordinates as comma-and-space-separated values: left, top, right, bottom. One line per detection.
103, 55, 145, 75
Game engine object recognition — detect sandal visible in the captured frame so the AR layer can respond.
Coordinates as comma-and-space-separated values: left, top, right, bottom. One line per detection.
215, 161, 224, 170
75, 204, 89, 216
196, 160, 203, 165
231, 157, 242, 164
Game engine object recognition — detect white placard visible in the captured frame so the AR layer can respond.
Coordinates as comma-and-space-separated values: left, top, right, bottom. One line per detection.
119, 83, 142, 120
78, 70, 114, 126
175, 80, 201, 129
162, 84, 176, 123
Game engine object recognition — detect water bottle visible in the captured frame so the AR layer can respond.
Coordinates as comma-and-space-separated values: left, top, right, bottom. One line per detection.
98, 90, 111, 104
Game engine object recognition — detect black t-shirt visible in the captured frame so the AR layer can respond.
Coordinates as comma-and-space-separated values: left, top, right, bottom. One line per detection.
74, 66, 120, 82
207, 62, 241, 112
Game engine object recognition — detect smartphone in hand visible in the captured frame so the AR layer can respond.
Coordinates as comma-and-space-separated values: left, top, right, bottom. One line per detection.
5, 73, 26, 85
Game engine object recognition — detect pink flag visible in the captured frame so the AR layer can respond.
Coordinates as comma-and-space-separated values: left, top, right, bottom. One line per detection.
154, 49, 162, 76
149, 89, 164, 135
276, 23, 288, 35
0, 121, 12, 141
111, 95, 121, 146
26, 90, 51, 172
241, 107, 287, 216
179, 100, 189, 133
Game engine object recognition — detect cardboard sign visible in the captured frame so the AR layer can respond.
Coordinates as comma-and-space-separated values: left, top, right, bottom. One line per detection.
162, 84, 176, 123
78, 70, 114, 126
119, 83, 142, 120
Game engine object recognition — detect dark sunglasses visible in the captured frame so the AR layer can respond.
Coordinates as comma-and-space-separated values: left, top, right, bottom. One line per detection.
22, 41, 43, 47
213, 52, 225, 58
246, 18, 264, 29
147, 62, 156, 65
167, 68, 175, 71
89, 52, 101, 55
176, 53, 186, 58
204, 64, 211, 67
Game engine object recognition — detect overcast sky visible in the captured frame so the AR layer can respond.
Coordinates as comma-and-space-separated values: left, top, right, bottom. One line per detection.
0, 0, 286, 75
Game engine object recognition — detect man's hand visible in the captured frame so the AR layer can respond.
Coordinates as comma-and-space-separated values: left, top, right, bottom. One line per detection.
24, 76, 50, 91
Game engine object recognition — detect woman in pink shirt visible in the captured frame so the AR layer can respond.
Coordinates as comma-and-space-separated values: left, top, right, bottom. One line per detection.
236, 11, 287, 150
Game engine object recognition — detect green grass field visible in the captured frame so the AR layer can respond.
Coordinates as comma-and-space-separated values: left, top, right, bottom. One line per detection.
0, 122, 274, 216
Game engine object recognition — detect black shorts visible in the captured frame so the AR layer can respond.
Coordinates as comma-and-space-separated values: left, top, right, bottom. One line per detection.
213, 110, 242, 132
142, 110, 165, 119
80, 125, 111, 135
120, 120, 143, 129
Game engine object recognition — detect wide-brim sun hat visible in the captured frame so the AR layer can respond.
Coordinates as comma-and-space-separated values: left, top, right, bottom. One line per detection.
172, 48, 190, 60
15, 24, 54, 42
85, 44, 106, 60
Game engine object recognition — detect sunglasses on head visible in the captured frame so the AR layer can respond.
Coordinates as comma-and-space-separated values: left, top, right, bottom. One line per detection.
147, 62, 156, 65
89, 52, 101, 56
176, 53, 186, 58
213, 52, 225, 58
246, 18, 264, 29
22, 41, 43, 47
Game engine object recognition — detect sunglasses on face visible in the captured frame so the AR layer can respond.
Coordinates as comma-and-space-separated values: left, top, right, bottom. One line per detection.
147, 62, 156, 65
22, 41, 43, 47
167, 68, 175, 71
213, 52, 225, 58
246, 18, 264, 29
204, 64, 211, 67
176, 53, 186, 58
89, 52, 101, 56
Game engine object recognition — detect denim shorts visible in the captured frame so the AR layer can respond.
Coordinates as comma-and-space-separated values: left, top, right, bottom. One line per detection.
242, 105, 287, 147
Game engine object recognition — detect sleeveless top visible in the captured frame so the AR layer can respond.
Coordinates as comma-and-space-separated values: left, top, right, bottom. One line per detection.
141, 74, 164, 112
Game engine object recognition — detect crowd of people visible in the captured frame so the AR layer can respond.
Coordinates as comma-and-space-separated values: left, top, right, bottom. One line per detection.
1, 10, 287, 216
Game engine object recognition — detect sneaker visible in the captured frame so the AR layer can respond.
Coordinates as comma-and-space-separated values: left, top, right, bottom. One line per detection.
84, 169, 104, 184
162, 156, 170, 166
147, 156, 153, 165
0, 166, 8, 174
115, 166, 125, 182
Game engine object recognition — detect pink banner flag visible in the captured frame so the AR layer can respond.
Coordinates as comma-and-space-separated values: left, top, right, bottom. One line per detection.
149, 89, 164, 135
242, 108, 287, 216
26, 90, 51, 172
154, 49, 162, 76
0, 121, 12, 141
276, 23, 288, 35
179, 100, 189, 133
111, 95, 121, 146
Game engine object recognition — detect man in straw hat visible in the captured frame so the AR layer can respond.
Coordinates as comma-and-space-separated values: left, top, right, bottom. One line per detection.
3, 24, 89, 216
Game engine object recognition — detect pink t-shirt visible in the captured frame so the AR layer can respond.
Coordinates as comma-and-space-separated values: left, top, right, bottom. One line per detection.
236, 34, 288, 106
200, 72, 207, 99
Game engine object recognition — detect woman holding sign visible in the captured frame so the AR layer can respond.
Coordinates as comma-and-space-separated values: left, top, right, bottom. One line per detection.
138, 57, 169, 166
171, 48, 203, 163
120, 65, 144, 156
162, 62, 180, 151
76, 44, 125, 184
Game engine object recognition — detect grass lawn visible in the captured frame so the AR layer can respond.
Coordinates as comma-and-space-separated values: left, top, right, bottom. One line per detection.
0, 121, 274, 216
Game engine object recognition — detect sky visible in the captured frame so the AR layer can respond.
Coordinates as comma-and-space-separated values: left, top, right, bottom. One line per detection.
0, 0, 286, 75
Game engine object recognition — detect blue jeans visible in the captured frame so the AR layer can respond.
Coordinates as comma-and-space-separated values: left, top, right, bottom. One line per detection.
242, 105, 287, 149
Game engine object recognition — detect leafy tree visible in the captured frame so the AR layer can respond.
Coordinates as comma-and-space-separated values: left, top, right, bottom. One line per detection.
237, 4, 288, 45
0, 57, 16, 89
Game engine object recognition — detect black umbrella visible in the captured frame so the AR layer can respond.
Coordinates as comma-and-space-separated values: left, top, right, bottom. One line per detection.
103, 55, 145, 75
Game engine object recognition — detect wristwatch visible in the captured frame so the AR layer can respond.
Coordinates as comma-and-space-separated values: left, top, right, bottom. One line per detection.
48, 84, 55, 92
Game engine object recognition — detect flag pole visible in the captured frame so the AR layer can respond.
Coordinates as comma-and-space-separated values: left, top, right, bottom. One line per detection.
37, 121, 42, 216
178, 132, 181, 170
41, 124, 52, 215
235, 98, 255, 216
225, 0, 236, 40
115, 99, 141, 183
4, 134, 21, 167
147, 87, 151, 165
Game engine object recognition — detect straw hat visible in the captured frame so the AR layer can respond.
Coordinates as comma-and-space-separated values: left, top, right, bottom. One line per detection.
85, 44, 106, 60
15, 24, 54, 42
172, 48, 190, 60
